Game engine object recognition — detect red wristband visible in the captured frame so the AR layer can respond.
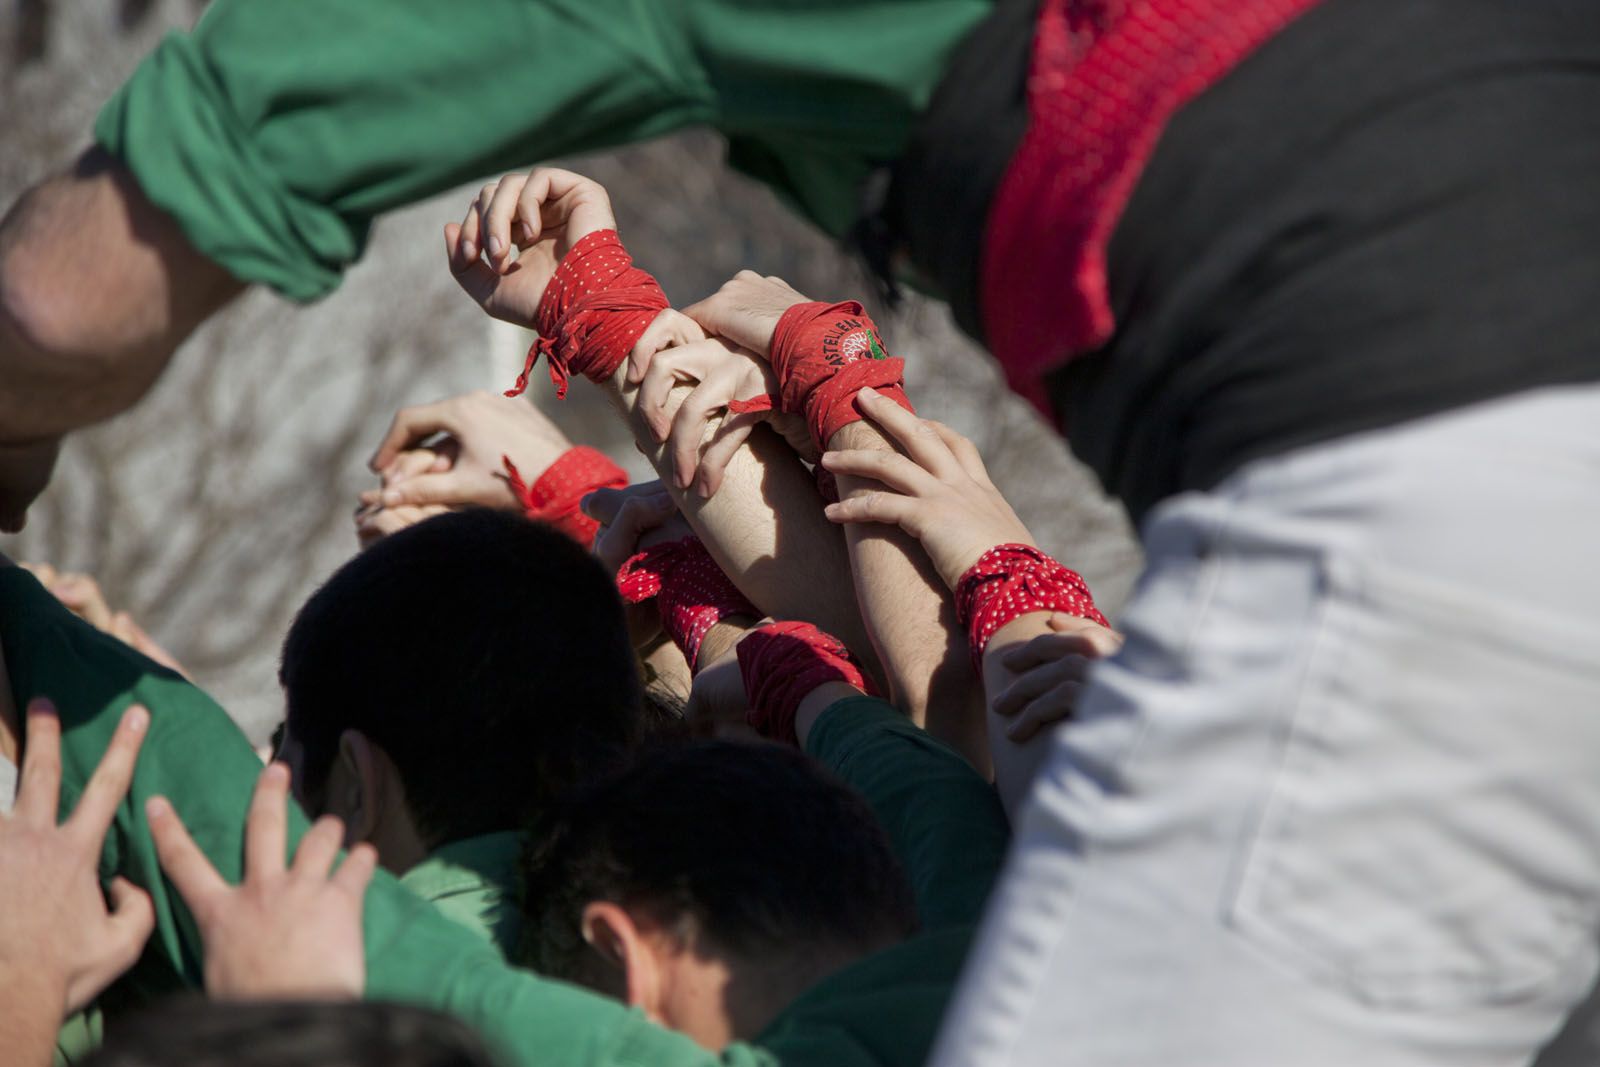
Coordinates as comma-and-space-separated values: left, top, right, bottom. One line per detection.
502, 446, 627, 549
955, 543, 1109, 674
728, 301, 915, 451
737, 620, 877, 747
506, 229, 669, 400
616, 536, 756, 670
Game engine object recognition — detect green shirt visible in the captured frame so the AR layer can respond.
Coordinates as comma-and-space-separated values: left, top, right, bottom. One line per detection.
399, 832, 525, 958
93, 0, 991, 302
1, 564, 1008, 1067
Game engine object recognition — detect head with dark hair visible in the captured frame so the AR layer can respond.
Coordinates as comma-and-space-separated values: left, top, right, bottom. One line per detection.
82, 998, 500, 1067
519, 738, 918, 1049
277, 508, 642, 871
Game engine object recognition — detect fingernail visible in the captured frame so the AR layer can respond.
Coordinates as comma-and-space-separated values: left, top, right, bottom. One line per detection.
124, 705, 148, 733
461, 239, 477, 260
860, 386, 879, 399
488, 236, 504, 258
264, 762, 290, 785
145, 796, 170, 819
819, 452, 837, 467
381, 489, 402, 507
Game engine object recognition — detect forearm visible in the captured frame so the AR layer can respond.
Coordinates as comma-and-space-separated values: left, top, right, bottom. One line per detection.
601, 369, 878, 675
0, 974, 58, 1067
0, 149, 240, 442
826, 421, 986, 769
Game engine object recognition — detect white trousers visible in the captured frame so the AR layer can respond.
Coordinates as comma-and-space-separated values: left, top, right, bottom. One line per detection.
932, 385, 1600, 1067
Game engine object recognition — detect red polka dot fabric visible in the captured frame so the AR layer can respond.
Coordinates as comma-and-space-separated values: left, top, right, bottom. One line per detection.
505, 229, 670, 400
502, 446, 627, 549
955, 543, 1109, 674
737, 620, 878, 747
981, 0, 1324, 409
728, 300, 916, 451
615, 536, 756, 671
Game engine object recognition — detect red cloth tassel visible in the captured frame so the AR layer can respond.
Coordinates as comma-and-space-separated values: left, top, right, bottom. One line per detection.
502, 446, 627, 549
616, 536, 756, 671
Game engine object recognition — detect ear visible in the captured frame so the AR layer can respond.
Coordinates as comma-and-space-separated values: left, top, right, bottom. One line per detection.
336, 729, 387, 846
582, 901, 667, 1023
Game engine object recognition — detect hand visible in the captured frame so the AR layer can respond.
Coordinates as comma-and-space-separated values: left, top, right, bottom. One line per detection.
0, 437, 61, 534
366, 391, 574, 511
147, 763, 377, 1000
585, 482, 693, 650
820, 388, 1036, 590
354, 447, 452, 546
0, 699, 154, 1016
629, 335, 807, 496
19, 564, 187, 676
679, 271, 811, 361
992, 615, 1124, 742
444, 168, 617, 328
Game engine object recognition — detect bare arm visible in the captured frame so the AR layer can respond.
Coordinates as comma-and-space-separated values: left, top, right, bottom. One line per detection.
0, 148, 242, 528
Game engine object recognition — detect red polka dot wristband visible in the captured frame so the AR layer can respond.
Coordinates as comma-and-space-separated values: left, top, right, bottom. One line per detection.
728, 300, 916, 452
502, 446, 627, 549
506, 229, 669, 400
955, 543, 1109, 675
737, 620, 878, 747
615, 536, 756, 671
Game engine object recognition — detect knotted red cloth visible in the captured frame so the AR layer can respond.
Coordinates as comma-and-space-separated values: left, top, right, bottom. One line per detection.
981, 0, 1323, 410
505, 229, 669, 400
616, 536, 756, 671
502, 446, 626, 549
728, 301, 915, 452
738, 620, 878, 747
955, 543, 1109, 674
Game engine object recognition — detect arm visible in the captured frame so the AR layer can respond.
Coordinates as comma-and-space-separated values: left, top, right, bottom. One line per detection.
0, 564, 751, 1067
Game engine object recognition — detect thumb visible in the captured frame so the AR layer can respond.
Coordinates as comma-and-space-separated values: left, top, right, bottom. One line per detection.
103, 876, 156, 968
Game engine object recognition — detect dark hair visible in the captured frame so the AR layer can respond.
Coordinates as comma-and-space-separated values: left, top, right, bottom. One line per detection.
82, 998, 500, 1067
519, 739, 917, 983
280, 508, 642, 845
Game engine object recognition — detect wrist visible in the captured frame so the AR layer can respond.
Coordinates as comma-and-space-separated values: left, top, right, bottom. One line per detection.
696, 616, 757, 673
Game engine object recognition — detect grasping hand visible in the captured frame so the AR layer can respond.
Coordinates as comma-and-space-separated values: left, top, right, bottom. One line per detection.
366, 391, 576, 513
0, 699, 154, 1017
584, 481, 694, 649
443, 168, 617, 328
628, 335, 807, 496
676, 271, 811, 362
147, 763, 377, 1000
820, 388, 1036, 590
991, 614, 1124, 742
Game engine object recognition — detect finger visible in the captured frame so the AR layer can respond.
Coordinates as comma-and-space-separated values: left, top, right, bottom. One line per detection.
627, 311, 707, 385
668, 382, 730, 489
20, 561, 57, 587
378, 471, 478, 509
332, 841, 379, 899
1046, 614, 1125, 654
459, 188, 489, 264
102, 876, 157, 970
384, 448, 448, 487
638, 350, 704, 441
244, 763, 292, 881
16, 698, 62, 824
369, 402, 452, 472
580, 485, 633, 525
992, 658, 1087, 718
999, 631, 1103, 673
66, 703, 149, 845
1005, 680, 1083, 743
930, 420, 991, 483
291, 815, 346, 883
822, 491, 919, 531
443, 221, 469, 275
484, 174, 529, 272
693, 412, 760, 499
855, 388, 963, 480
818, 447, 941, 497
147, 795, 229, 905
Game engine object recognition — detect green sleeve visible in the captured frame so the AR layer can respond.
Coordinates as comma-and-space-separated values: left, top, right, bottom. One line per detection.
0, 566, 772, 1067
93, 0, 990, 300
804, 697, 1009, 931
